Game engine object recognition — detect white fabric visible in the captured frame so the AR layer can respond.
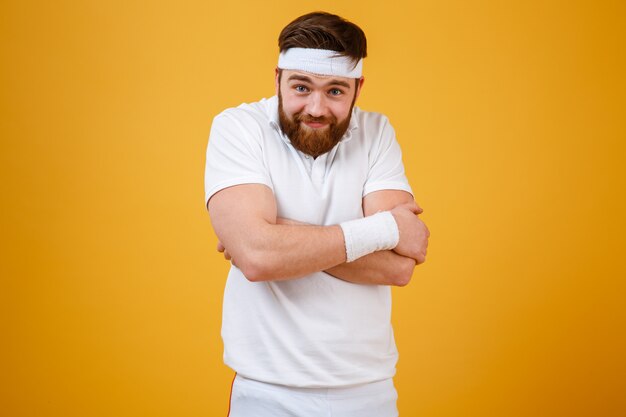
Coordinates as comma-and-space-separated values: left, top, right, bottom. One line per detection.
340, 211, 399, 262
205, 95, 412, 388
229, 375, 398, 417
278, 47, 363, 78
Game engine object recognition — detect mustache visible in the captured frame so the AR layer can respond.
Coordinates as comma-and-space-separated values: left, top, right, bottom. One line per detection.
294, 113, 336, 125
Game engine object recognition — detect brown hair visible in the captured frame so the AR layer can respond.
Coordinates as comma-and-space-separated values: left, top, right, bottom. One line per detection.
278, 12, 367, 67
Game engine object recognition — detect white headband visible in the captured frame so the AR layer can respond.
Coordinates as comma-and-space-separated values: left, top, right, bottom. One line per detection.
278, 48, 363, 78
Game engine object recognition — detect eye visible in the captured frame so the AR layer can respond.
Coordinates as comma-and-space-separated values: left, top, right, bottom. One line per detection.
329, 88, 343, 96
294, 85, 309, 93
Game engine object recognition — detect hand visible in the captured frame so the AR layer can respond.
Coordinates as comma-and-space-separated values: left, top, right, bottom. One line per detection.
390, 202, 430, 264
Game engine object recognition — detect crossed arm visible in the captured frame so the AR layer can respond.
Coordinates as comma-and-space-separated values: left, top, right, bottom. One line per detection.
325, 189, 419, 286
208, 184, 428, 286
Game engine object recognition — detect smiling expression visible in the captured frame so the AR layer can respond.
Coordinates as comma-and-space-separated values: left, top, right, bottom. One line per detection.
276, 69, 364, 158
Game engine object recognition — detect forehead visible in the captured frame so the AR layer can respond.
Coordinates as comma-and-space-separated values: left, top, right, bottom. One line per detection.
282, 69, 355, 89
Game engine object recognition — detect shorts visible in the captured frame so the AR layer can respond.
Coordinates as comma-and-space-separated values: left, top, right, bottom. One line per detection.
228, 374, 399, 417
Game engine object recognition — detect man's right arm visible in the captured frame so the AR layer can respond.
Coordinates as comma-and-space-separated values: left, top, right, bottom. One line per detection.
208, 183, 422, 282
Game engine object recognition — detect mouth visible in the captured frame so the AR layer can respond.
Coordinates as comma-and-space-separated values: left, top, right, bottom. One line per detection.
302, 121, 329, 129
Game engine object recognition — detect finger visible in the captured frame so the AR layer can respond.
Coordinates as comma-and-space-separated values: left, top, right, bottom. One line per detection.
217, 241, 225, 252
223, 250, 232, 261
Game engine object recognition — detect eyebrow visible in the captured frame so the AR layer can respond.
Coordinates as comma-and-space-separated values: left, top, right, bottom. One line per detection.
287, 74, 352, 89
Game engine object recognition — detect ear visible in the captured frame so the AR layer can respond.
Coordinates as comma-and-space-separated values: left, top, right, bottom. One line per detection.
275, 68, 280, 95
355, 77, 365, 100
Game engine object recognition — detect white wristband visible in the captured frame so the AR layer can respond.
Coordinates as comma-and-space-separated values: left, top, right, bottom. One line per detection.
339, 211, 400, 263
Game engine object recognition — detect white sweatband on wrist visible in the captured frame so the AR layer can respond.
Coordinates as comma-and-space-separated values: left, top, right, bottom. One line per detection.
339, 211, 399, 263
278, 48, 363, 78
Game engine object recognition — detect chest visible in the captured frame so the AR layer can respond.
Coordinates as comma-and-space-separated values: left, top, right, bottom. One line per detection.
263, 140, 368, 225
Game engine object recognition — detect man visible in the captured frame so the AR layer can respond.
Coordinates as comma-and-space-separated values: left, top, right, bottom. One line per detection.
205, 12, 429, 417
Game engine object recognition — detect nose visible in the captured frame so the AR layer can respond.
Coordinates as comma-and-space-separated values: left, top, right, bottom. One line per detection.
305, 92, 327, 118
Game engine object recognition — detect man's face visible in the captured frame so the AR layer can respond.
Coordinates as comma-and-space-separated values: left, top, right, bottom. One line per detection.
276, 69, 364, 158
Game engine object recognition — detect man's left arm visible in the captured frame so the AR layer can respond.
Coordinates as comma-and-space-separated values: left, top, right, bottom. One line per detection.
323, 189, 426, 286
322, 115, 428, 286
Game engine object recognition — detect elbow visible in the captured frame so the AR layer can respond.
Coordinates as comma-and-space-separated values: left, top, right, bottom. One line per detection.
237, 252, 276, 282
392, 258, 416, 287
392, 272, 411, 287
241, 266, 272, 282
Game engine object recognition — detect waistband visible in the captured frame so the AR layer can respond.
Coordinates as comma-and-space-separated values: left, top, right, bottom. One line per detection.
235, 374, 395, 398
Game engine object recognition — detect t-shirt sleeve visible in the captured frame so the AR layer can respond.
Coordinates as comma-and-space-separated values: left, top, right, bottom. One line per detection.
362, 117, 413, 197
204, 111, 273, 207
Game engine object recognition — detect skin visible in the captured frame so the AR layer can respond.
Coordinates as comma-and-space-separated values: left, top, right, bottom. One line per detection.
278, 69, 364, 130
217, 190, 428, 286
208, 69, 430, 286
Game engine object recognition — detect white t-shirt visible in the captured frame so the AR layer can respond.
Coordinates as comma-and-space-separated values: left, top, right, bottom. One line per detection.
205, 95, 412, 388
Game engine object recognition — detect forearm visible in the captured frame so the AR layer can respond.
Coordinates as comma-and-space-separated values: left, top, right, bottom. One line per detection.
277, 217, 415, 286
325, 250, 416, 286
210, 185, 424, 283
209, 185, 350, 282
217, 221, 347, 282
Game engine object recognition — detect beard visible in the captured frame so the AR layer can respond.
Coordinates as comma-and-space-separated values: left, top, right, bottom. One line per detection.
278, 89, 356, 158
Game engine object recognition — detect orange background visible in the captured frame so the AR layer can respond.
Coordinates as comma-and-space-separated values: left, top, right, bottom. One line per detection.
1, 1, 625, 416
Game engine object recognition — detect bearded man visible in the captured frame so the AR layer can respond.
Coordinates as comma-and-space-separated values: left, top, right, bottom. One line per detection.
204, 11, 429, 417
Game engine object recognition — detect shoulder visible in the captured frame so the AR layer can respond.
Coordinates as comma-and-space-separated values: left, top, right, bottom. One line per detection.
350, 107, 396, 148
353, 107, 390, 125
353, 107, 394, 135
212, 96, 277, 132
208, 97, 278, 154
